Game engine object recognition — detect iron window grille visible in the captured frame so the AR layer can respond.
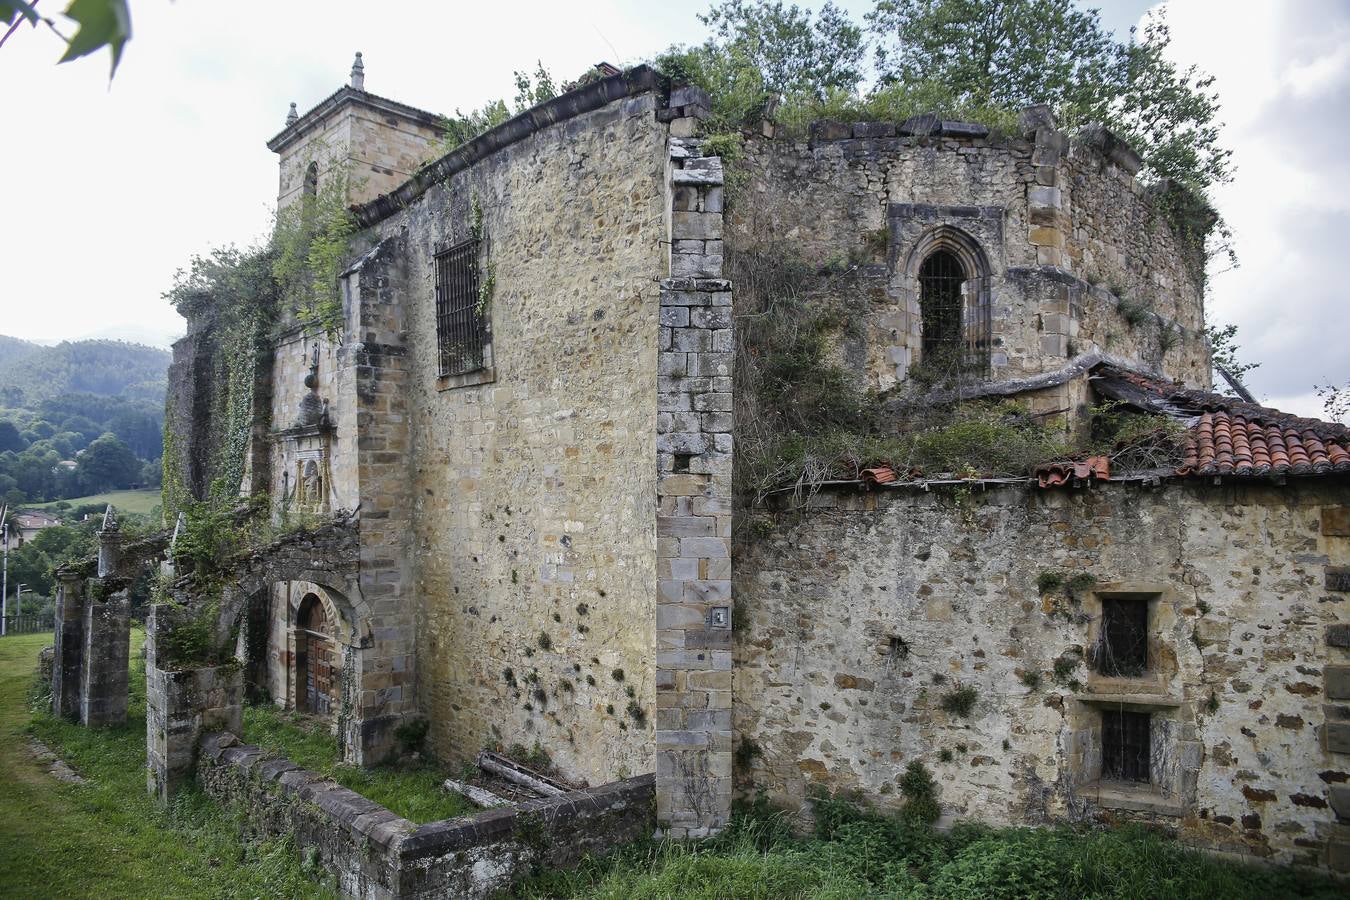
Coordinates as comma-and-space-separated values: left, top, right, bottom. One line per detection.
1097, 597, 1149, 676
1101, 709, 1151, 783
917, 249, 990, 375
434, 238, 486, 377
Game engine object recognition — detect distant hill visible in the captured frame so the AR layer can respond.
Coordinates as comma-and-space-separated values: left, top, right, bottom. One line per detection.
0, 337, 171, 407
0, 335, 40, 368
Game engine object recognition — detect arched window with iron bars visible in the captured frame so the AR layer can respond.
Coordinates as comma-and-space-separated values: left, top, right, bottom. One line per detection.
915, 244, 990, 376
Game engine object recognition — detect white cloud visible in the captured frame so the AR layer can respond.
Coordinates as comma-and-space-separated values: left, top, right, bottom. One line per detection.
1153, 0, 1350, 419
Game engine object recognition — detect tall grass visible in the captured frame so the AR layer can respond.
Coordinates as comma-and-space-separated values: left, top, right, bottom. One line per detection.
513, 795, 1344, 900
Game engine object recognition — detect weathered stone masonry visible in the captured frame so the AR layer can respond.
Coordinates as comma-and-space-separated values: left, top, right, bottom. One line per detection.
197, 731, 654, 900
656, 133, 735, 838
734, 481, 1350, 868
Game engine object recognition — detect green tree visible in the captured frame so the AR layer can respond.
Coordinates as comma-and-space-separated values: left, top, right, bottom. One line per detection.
2, 0, 132, 78
700, 0, 865, 98
513, 61, 557, 111
439, 99, 512, 152
867, 0, 1111, 112
1205, 321, 1259, 397
0, 421, 25, 454
866, 1, 1230, 192
75, 432, 140, 492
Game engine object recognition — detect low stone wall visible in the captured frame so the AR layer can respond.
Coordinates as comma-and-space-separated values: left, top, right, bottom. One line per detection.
197, 732, 655, 899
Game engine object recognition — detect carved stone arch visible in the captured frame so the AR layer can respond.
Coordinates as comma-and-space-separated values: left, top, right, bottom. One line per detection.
902, 224, 994, 375
902, 223, 992, 283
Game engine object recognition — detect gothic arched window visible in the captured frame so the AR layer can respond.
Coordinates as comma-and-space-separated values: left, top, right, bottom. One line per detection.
918, 249, 966, 365
905, 225, 992, 377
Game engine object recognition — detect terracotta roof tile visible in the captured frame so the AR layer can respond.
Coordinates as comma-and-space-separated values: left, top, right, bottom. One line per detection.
1034, 456, 1110, 488
1176, 412, 1350, 478
861, 465, 897, 485
1090, 364, 1350, 481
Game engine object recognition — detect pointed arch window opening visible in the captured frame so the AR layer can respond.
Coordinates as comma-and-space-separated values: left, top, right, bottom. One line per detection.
916, 247, 991, 376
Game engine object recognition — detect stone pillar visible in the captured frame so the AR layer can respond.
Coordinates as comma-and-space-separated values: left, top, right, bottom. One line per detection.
51, 572, 86, 720
96, 505, 121, 577
344, 239, 416, 766
655, 143, 734, 838
80, 588, 130, 727
145, 604, 244, 801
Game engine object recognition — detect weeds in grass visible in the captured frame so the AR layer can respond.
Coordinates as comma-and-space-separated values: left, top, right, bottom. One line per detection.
513, 790, 1345, 900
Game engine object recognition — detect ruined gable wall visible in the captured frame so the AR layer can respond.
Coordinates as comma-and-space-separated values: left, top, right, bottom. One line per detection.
369, 93, 669, 786
729, 126, 1210, 411
734, 480, 1350, 868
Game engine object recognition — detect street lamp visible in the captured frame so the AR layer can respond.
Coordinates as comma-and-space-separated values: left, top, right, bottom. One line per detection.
15, 583, 29, 618
1, 520, 7, 637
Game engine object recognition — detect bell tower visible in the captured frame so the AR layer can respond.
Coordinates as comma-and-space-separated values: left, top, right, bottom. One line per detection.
267, 52, 444, 210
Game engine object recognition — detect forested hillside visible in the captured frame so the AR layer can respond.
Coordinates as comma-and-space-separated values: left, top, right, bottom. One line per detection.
0, 336, 169, 508
0, 338, 170, 406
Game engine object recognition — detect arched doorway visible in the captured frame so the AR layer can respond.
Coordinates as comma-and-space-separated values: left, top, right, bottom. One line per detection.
295, 593, 335, 716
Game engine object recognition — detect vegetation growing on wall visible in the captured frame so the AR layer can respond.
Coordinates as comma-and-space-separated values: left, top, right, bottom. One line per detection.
731, 243, 1190, 503
650, 1, 1231, 264
654, 2, 1230, 197
271, 156, 356, 334
163, 245, 278, 520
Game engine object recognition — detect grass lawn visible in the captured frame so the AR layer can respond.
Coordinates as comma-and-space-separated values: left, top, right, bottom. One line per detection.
27, 488, 162, 518
242, 704, 474, 824
0, 631, 331, 899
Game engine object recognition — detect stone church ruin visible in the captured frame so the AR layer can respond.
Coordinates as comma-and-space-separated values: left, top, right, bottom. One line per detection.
49, 55, 1350, 895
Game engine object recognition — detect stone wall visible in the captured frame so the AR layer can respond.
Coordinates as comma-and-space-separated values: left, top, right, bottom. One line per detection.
733, 480, 1350, 869
363, 89, 670, 786
728, 118, 1211, 407
79, 590, 130, 727
197, 731, 655, 899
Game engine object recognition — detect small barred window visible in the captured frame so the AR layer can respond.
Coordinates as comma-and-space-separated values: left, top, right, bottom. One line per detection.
1101, 709, 1151, 783
434, 239, 486, 377
1097, 597, 1149, 676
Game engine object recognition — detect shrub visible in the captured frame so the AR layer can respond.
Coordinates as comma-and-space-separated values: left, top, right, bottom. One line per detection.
940, 685, 978, 718
899, 760, 940, 825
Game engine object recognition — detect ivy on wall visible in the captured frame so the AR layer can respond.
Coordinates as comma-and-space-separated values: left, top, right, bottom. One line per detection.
162, 245, 278, 521
272, 144, 360, 335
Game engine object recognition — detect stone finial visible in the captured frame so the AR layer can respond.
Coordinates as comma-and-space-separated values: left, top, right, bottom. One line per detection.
350, 51, 365, 91
286, 102, 299, 126
100, 504, 119, 533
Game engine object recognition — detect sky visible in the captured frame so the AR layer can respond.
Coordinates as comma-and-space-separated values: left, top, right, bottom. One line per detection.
0, 0, 1345, 417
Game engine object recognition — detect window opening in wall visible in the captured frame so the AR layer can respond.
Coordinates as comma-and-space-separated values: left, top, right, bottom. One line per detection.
303, 161, 318, 201
673, 453, 693, 474
1101, 709, 1150, 783
435, 238, 485, 377
1097, 596, 1148, 676
917, 249, 988, 374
